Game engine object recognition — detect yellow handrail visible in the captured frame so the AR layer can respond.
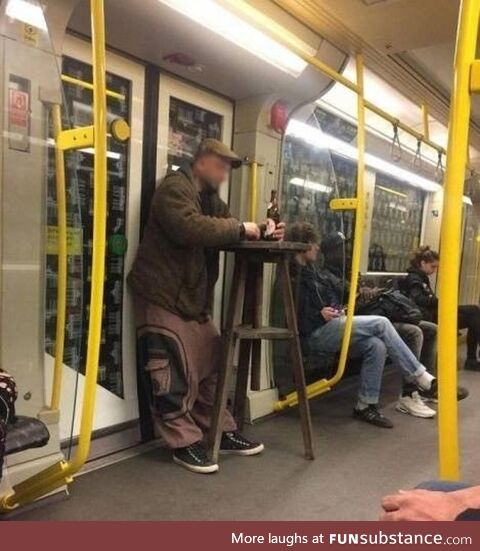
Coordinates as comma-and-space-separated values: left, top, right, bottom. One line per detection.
326, 53, 367, 387
61, 73, 125, 101
437, 0, 480, 480
50, 105, 67, 411
422, 103, 430, 142
0, 0, 108, 510
274, 53, 366, 410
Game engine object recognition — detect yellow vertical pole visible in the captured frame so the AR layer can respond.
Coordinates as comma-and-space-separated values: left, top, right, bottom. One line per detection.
71, 0, 108, 469
51, 105, 67, 411
437, 0, 480, 480
328, 52, 366, 387
249, 161, 258, 220
422, 103, 430, 141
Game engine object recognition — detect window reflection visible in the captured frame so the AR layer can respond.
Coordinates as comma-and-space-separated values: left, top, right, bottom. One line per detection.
369, 174, 424, 273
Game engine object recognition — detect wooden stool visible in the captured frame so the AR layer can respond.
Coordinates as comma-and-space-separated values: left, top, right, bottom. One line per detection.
208, 241, 314, 462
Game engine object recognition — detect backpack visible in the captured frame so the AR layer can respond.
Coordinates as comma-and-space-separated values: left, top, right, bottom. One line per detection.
356, 288, 422, 325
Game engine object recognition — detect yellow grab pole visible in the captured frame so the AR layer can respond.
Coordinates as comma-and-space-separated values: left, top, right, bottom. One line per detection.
437, 0, 480, 480
70, 0, 108, 471
275, 53, 366, 410
329, 53, 366, 385
422, 103, 430, 142
61, 74, 125, 101
249, 161, 258, 220
1, 0, 108, 511
51, 105, 68, 411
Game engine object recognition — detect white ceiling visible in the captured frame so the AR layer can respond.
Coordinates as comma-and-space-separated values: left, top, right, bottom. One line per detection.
307, 0, 461, 54
402, 42, 480, 130
67, 0, 480, 167
67, 0, 346, 102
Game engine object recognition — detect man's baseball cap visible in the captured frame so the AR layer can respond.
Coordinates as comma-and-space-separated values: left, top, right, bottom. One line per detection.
320, 231, 347, 254
195, 138, 243, 169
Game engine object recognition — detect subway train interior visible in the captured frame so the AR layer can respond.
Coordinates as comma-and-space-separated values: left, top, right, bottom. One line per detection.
1, 0, 480, 521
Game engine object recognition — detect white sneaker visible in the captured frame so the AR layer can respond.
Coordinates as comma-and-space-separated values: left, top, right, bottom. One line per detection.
395, 392, 436, 419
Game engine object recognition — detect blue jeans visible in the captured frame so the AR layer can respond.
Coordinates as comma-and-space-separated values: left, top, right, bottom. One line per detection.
416, 481, 472, 492
308, 315, 426, 404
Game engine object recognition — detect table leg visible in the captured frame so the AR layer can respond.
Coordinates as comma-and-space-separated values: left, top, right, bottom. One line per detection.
279, 257, 315, 460
250, 262, 263, 391
233, 260, 258, 427
208, 255, 247, 463
233, 340, 251, 428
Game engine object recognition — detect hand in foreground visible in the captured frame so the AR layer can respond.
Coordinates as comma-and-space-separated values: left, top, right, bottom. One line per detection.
243, 222, 261, 241
381, 489, 468, 521
320, 307, 341, 322
272, 222, 286, 241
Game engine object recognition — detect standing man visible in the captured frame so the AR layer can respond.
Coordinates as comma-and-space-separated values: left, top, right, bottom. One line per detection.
128, 139, 280, 474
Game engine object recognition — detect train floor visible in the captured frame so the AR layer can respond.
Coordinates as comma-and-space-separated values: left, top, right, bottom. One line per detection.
12, 364, 480, 521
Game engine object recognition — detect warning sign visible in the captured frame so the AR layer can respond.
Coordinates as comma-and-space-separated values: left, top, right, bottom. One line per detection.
9, 89, 29, 128
46, 226, 83, 256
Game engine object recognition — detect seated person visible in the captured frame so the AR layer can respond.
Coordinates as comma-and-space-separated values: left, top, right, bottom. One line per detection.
382, 481, 480, 521
403, 246, 480, 371
290, 222, 437, 428
0, 369, 17, 481
322, 232, 437, 419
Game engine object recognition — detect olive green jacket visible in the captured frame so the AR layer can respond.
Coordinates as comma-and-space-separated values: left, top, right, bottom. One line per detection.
127, 165, 241, 320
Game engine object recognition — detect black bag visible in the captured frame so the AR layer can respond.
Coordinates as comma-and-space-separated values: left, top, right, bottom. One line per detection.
356, 288, 422, 325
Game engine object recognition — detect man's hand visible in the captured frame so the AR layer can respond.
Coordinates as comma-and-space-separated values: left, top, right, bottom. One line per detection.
320, 307, 341, 322
272, 222, 286, 242
243, 222, 261, 241
381, 489, 468, 521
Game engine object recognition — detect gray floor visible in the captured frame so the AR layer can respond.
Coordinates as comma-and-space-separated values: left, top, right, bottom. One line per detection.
12, 368, 480, 521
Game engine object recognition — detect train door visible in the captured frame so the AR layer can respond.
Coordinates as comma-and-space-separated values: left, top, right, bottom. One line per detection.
44, 35, 145, 449
156, 76, 234, 326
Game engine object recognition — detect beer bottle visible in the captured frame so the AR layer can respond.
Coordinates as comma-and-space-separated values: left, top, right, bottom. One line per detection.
262, 190, 281, 240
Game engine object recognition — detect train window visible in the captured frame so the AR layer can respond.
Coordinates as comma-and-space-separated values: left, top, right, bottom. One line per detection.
369, 174, 424, 273
281, 134, 357, 250
167, 97, 222, 171
45, 56, 131, 398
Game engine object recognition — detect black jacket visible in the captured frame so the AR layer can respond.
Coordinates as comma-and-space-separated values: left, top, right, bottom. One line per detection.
402, 266, 438, 322
297, 263, 348, 338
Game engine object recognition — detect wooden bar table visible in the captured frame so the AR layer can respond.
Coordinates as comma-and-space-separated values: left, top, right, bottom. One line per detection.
208, 241, 315, 462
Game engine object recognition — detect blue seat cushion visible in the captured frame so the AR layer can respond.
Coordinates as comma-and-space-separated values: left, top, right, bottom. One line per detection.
5, 416, 50, 456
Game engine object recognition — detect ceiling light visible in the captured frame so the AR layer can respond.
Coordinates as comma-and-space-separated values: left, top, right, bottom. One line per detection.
290, 177, 332, 194
158, 0, 307, 77
5, 0, 47, 31
286, 119, 442, 193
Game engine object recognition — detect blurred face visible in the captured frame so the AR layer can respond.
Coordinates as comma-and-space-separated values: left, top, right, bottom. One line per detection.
420, 259, 439, 276
304, 241, 320, 263
193, 153, 231, 192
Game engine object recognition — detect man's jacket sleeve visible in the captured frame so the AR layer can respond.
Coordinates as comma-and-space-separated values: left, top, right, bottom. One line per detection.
153, 180, 241, 247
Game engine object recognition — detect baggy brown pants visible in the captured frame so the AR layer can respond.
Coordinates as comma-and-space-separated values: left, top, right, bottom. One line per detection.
134, 294, 237, 449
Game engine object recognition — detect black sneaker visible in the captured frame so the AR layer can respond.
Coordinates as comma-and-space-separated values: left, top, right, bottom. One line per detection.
353, 405, 394, 428
420, 381, 469, 403
173, 442, 219, 474
418, 378, 438, 402
220, 431, 264, 456
465, 359, 480, 371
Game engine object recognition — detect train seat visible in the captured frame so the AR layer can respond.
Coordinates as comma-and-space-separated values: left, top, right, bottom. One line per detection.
5, 416, 50, 457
